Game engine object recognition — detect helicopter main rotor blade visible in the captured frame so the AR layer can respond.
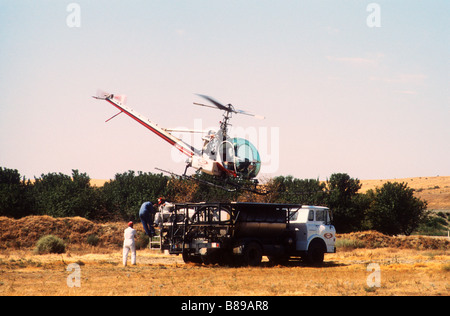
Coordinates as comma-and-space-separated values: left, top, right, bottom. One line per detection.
196, 94, 231, 112
235, 109, 266, 120
193, 102, 221, 110
196, 94, 265, 120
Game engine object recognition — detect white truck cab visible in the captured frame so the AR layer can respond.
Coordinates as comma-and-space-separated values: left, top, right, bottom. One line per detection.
289, 206, 336, 263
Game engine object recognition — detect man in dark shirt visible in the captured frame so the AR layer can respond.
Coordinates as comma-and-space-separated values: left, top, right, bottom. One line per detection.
139, 201, 156, 237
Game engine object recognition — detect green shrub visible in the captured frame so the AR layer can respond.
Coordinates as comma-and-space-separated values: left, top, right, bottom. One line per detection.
86, 234, 100, 246
35, 235, 66, 254
135, 231, 149, 250
335, 238, 365, 250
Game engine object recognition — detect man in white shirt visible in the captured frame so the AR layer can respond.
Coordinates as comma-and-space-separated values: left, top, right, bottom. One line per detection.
123, 221, 137, 267
154, 197, 174, 227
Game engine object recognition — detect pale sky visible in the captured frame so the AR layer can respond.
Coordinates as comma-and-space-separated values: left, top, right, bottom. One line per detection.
1, 1, 449, 181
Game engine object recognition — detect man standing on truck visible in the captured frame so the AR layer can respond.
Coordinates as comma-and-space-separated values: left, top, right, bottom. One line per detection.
139, 201, 156, 237
155, 197, 174, 227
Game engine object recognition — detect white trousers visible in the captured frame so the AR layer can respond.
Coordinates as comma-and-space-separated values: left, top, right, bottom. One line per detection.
123, 241, 136, 266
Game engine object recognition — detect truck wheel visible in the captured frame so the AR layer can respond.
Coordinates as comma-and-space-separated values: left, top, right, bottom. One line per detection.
201, 250, 220, 265
182, 250, 202, 264
307, 239, 325, 265
243, 242, 263, 266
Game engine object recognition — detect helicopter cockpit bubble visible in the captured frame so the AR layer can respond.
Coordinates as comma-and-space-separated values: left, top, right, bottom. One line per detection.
219, 138, 261, 179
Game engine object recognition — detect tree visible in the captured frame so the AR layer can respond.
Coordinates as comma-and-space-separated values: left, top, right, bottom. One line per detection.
165, 177, 199, 203
192, 173, 241, 203
0, 167, 34, 218
32, 170, 99, 219
268, 175, 327, 205
367, 182, 427, 236
326, 173, 368, 233
101, 171, 169, 221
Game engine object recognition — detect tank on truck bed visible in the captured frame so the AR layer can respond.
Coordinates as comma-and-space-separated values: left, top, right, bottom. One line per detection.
158, 202, 336, 266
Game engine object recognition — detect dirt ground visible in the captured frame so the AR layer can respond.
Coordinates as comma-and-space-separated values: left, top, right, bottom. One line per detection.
0, 215, 448, 296
0, 247, 448, 296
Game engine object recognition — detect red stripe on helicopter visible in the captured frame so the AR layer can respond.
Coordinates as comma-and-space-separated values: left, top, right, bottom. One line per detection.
106, 99, 194, 157
216, 162, 237, 178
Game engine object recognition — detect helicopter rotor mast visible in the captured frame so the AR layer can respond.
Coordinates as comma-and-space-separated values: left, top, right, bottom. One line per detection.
194, 94, 265, 141
194, 94, 264, 126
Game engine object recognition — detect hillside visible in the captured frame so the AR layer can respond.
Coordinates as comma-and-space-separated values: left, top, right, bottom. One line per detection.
0, 216, 129, 249
360, 176, 450, 210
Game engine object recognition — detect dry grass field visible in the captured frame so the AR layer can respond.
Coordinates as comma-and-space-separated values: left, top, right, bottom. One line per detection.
0, 247, 448, 296
0, 176, 448, 296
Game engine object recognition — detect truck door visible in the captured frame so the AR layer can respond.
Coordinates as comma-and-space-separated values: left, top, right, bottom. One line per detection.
315, 209, 336, 253
294, 209, 324, 252
289, 209, 311, 252
306, 209, 319, 236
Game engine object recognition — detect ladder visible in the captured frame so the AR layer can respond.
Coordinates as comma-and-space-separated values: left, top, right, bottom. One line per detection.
149, 230, 161, 250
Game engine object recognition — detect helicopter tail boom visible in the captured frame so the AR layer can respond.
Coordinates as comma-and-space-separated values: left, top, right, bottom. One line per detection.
94, 90, 197, 158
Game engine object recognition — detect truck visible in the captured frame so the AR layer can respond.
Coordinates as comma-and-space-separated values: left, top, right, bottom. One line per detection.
157, 202, 336, 266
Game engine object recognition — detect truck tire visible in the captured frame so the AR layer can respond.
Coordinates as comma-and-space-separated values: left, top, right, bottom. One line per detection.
243, 242, 263, 266
182, 250, 202, 264
306, 239, 325, 265
201, 250, 221, 265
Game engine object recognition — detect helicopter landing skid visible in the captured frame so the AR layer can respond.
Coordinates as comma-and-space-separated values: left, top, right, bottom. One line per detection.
154, 167, 269, 196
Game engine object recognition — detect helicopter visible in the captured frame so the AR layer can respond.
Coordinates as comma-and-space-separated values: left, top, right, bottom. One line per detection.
93, 90, 267, 193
